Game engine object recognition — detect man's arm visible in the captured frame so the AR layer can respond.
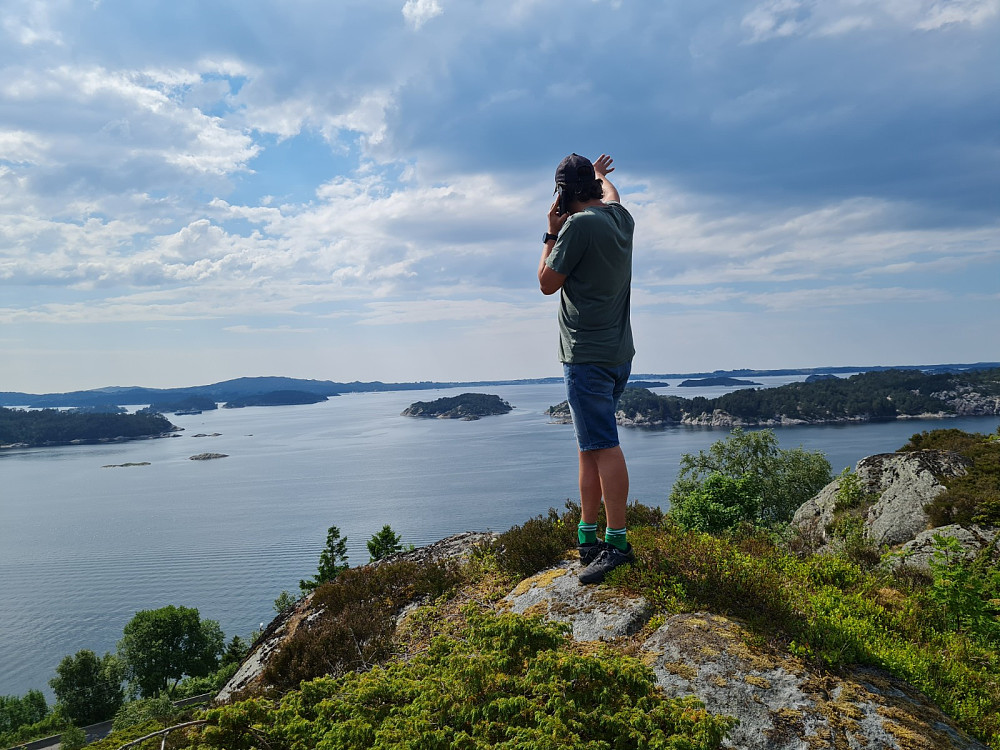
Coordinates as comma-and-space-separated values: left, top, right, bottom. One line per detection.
538, 195, 568, 295
594, 153, 620, 203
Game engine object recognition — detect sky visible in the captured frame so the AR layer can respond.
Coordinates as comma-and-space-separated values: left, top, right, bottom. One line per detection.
1, 0, 998, 393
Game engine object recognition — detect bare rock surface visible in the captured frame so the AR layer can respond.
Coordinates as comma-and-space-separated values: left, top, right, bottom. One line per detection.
891, 524, 1000, 572
642, 613, 987, 750
859, 450, 969, 546
500, 559, 651, 642
793, 450, 970, 552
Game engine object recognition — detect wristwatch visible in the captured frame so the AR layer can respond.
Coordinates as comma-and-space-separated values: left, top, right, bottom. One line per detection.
543, 232, 559, 243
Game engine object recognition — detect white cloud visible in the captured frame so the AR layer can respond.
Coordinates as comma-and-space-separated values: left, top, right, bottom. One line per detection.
402, 0, 444, 30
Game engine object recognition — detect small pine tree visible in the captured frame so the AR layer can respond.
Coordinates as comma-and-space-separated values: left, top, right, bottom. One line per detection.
300, 526, 349, 594
367, 524, 403, 562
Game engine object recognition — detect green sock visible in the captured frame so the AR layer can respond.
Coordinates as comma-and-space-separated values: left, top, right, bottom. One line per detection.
578, 522, 598, 545
605, 527, 628, 551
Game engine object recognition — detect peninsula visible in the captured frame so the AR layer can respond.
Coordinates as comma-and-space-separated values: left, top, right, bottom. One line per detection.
548, 368, 1000, 427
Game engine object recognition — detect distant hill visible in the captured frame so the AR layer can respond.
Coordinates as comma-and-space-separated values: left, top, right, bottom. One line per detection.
222, 391, 329, 408
3, 362, 998, 408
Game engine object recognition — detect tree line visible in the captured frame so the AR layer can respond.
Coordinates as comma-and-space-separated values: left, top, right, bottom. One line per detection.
0, 407, 173, 446
615, 368, 1000, 424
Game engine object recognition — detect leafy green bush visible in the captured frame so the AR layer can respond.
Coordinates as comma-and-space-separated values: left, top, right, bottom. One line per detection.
669, 473, 761, 533
263, 559, 461, 691
901, 428, 1000, 526
59, 724, 87, 750
112, 695, 176, 731
199, 609, 736, 750
669, 428, 831, 528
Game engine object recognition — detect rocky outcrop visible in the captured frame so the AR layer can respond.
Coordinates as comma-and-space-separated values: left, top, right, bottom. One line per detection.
791, 450, 971, 552
498, 561, 987, 749
189, 452, 228, 460
859, 451, 970, 546
501, 559, 650, 641
644, 613, 987, 750
215, 531, 495, 702
891, 525, 1000, 572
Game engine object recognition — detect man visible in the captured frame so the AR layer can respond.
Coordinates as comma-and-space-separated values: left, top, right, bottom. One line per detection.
538, 153, 636, 585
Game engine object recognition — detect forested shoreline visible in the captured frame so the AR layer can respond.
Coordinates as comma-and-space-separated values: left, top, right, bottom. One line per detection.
549, 368, 1000, 427
0, 408, 176, 448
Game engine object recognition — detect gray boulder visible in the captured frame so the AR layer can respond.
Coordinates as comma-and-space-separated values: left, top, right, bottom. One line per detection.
792, 450, 970, 552
891, 524, 1000, 572
501, 559, 651, 642
642, 612, 987, 750
859, 450, 969, 546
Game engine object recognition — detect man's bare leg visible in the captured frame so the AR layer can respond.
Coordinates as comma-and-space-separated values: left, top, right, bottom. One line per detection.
578, 445, 629, 528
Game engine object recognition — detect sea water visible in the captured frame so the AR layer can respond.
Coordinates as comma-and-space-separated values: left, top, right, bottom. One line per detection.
2, 379, 998, 696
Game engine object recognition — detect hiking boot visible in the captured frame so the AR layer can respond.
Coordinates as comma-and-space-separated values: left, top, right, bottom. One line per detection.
578, 542, 601, 567
578, 542, 635, 585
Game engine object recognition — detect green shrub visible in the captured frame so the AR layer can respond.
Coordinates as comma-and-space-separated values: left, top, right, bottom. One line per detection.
669, 473, 762, 533
901, 428, 1000, 526
199, 609, 736, 750
59, 724, 87, 750
263, 559, 461, 691
112, 695, 176, 731
492, 507, 576, 579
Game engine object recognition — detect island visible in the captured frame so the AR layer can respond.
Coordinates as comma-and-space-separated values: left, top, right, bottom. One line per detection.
0, 407, 177, 449
140, 396, 218, 415
677, 377, 762, 387
222, 391, 328, 408
401, 393, 513, 421
548, 368, 1000, 428
627, 380, 671, 388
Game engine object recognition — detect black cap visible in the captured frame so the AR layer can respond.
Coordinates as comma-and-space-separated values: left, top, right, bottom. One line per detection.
555, 153, 595, 186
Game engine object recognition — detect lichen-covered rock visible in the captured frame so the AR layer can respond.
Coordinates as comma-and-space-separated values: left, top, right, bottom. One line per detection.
890, 524, 1000, 572
500, 559, 651, 642
642, 613, 988, 750
792, 450, 971, 553
790, 476, 843, 551
859, 450, 969, 546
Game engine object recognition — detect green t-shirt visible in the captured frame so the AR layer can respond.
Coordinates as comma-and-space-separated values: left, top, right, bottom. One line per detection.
545, 201, 635, 365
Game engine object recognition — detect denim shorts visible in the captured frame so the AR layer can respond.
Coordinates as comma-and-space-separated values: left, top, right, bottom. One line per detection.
563, 361, 632, 452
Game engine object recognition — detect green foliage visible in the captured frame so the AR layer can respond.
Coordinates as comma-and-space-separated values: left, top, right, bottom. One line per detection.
367, 524, 404, 562
221, 635, 250, 668
118, 605, 224, 698
613, 525, 1000, 747
60, 724, 88, 750
554, 369, 1000, 425
299, 525, 349, 594
49, 649, 125, 725
901, 428, 1000, 526
173, 661, 240, 699
491, 507, 576, 579
112, 696, 177, 732
264, 558, 462, 691
921, 535, 1000, 640
199, 609, 735, 750
669, 428, 831, 527
273, 590, 297, 614
0, 689, 48, 734
669, 473, 761, 533
0, 406, 174, 445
